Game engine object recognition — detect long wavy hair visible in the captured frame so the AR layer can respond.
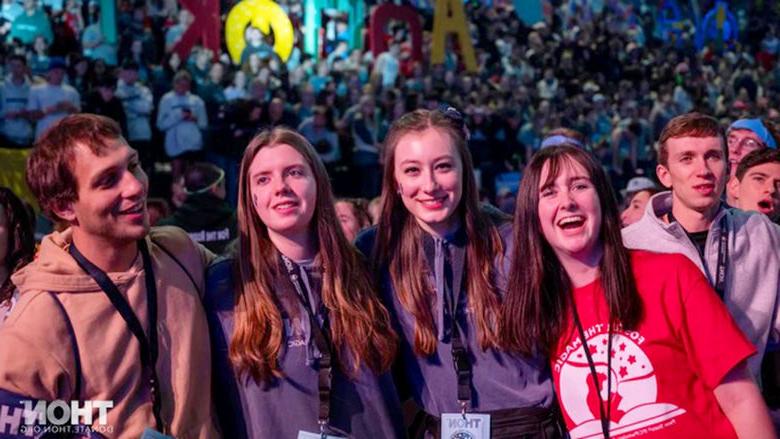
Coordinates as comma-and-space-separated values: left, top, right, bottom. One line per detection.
230, 127, 397, 383
0, 187, 34, 303
372, 109, 504, 356
501, 145, 643, 356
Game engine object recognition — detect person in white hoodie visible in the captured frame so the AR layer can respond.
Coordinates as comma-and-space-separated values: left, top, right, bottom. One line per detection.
156, 70, 207, 179
622, 112, 780, 383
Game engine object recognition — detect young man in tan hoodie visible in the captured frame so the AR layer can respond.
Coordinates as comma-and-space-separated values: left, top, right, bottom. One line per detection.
0, 114, 220, 438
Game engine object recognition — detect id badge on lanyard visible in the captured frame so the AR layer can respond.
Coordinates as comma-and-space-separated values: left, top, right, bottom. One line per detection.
281, 255, 342, 439
440, 413, 491, 439
439, 239, 492, 437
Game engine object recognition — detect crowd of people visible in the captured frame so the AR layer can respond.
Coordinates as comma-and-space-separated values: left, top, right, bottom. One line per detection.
1, 0, 779, 206
0, 0, 780, 437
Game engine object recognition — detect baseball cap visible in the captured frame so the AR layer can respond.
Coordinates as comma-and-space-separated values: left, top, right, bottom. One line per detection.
621, 177, 657, 198
727, 118, 778, 149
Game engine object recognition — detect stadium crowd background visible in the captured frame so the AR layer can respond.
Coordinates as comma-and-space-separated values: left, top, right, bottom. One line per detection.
0, 0, 779, 218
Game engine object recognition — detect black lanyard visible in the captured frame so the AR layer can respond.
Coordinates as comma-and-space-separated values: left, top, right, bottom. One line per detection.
571, 300, 612, 439
69, 239, 165, 433
280, 254, 334, 437
437, 239, 470, 415
713, 216, 729, 299
669, 212, 729, 298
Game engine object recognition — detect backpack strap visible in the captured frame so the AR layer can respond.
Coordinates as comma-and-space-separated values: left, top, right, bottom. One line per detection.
150, 238, 202, 298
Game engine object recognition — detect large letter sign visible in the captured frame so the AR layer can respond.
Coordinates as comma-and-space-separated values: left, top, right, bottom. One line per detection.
172, 0, 222, 60
695, 1, 738, 49
430, 0, 477, 72
370, 4, 423, 63
225, 0, 295, 64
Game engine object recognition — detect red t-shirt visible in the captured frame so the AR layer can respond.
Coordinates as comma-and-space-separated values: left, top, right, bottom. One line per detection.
551, 250, 756, 439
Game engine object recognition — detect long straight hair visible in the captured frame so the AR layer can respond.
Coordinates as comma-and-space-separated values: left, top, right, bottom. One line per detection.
0, 187, 34, 302
230, 127, 397, 383
372, 109, 504, 356
502, 145, 643, 356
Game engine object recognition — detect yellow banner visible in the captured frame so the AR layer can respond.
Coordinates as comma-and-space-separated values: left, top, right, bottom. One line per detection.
0, 148, 37, 211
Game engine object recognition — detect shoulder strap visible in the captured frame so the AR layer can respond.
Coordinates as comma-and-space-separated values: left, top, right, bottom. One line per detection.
47, 292, 82, 402
150, 237, 202, 298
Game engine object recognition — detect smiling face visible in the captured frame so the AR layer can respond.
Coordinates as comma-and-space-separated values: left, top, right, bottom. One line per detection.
734, 161, 780, 219
537, 158, 602, 262
657, 136, 727, 215
249, 143, 317, 243
58, 140, 149, 247
393, 127, 463, 237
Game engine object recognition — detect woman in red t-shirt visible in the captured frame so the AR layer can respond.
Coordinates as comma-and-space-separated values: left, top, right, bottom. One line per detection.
501, 144, 774, 439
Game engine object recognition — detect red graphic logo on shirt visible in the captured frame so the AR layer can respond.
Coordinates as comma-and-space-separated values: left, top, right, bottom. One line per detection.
556, 328, 686, 438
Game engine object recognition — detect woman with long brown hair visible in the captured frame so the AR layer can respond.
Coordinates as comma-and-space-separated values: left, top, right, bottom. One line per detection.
356, 108, 560, 438
0, 187, 35, 322
204, 127, 404, 438
502, 144, 773, 438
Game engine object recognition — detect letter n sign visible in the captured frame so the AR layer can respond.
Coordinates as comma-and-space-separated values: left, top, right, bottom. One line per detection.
369, 4, 423, 63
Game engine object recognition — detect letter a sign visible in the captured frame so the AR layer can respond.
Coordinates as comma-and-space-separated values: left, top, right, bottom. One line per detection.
430, 0, 477, 72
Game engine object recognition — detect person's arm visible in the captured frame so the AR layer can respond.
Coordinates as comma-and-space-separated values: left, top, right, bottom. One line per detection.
713, 362, 776, 439
156, 95, 181, 131
25, 88, 43, 120
60, 89, 80, 113
131, 86, 153, 116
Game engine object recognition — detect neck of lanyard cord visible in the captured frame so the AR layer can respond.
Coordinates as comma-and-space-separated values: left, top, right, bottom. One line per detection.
571, 299, 612, 439
280, 254, 333, 437
437, 239, 470, 417
69, 239, 165, 433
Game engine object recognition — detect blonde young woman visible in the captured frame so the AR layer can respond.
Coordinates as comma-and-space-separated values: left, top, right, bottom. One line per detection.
204, 128, 404, 438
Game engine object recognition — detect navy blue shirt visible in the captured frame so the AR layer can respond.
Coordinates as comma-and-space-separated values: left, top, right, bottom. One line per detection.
356, 224, 554, 416
204, 257, 405, 438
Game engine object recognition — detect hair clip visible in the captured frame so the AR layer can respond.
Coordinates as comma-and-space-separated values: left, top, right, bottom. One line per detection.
437, 104, 470, 140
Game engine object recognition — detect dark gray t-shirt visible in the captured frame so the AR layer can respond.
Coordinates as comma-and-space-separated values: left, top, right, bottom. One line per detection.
356, 224, 555, 416
205, 257, 405, 438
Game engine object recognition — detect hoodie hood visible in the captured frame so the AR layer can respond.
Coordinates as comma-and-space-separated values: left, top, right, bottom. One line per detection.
11, 228, 143, 294
166, 192, 235, 230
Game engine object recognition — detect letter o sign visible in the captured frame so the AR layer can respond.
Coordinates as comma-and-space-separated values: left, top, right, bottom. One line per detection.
225, 0, 294, 64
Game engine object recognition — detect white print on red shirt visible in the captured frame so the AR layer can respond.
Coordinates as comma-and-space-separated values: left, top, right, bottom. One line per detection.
555, 325, 686, 439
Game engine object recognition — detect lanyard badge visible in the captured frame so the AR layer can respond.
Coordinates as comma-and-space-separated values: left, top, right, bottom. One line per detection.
438, 240, 492, 438
440, 413, 491, 439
